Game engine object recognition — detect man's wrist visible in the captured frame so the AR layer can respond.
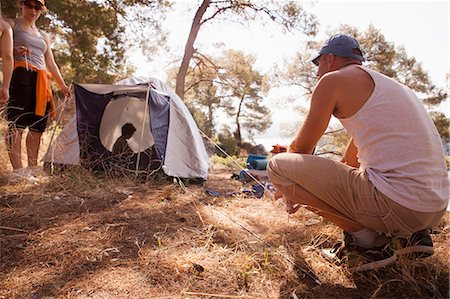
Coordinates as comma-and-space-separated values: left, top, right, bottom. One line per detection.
288, 143, 296, 153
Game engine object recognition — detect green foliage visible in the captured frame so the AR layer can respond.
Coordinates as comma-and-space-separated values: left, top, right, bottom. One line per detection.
215, 130, 240, 157
204, 0, 318, 34
276, 48, 317, 95
184, 53, 221, 137
187, 106, 209, 136
167, 60, 218, 138
219, 49, 272, 144
169, 49, 272, 143
210, 154, 245, 168
1, 0, 170, 84
429, 111, 450, 143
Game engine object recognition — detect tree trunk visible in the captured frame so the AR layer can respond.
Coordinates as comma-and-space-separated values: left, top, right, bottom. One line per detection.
207, 103, 214, 137
234, 96, 244, 146
175, 0, 211, 100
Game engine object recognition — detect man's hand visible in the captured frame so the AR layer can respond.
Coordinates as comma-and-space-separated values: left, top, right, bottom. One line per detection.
274, 189, 283, 200
286, 200, 300, 214
274, 186, 300, 214
287, 143, 299, 153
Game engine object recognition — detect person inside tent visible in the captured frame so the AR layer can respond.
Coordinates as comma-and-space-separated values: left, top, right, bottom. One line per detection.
0, 16, 13, 107
4, 0, 70, 182
112, 123, 159, 173
268, 34, 449, 272
112, 123, 136, 157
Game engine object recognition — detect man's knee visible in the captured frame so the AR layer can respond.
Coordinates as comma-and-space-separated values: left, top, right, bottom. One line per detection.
268, 153, 290, 174
268, 153, 307, 185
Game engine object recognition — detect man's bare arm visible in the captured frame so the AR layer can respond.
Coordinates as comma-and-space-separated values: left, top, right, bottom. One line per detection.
289, 74, 338, 154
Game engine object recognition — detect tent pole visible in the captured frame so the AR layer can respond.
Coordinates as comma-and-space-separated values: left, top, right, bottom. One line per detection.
135, 84, 151, 176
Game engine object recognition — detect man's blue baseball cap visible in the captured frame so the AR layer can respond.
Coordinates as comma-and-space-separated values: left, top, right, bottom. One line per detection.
312, 34, 365, 66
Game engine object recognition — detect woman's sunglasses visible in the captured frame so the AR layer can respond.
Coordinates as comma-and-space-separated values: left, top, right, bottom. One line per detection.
22, 1, 44, 11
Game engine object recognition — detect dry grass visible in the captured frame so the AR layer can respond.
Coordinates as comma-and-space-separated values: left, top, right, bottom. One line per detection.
0, 118, 448, 298
0, 161, 449, 299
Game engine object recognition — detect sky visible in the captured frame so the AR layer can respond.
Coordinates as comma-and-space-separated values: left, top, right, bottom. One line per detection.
130, 0, 449, 148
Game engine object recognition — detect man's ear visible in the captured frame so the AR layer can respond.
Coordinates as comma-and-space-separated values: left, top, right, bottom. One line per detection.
327, 54, 335, 68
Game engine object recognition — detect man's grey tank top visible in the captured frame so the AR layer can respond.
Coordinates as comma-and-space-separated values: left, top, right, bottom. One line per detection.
13, 20, 47, 69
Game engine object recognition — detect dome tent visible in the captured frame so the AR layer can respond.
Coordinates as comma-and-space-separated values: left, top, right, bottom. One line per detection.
44, 77, 209, 180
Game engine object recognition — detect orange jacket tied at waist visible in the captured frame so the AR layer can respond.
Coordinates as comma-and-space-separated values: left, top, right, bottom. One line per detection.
14, 60, 55, 119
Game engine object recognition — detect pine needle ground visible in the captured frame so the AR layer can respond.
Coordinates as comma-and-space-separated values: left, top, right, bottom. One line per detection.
0, 154, 449, 298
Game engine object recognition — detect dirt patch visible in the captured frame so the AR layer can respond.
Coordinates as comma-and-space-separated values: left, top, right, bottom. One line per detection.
0, 166, 449, 298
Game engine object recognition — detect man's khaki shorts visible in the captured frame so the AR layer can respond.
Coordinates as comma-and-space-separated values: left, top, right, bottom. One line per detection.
268, 153, 445, 237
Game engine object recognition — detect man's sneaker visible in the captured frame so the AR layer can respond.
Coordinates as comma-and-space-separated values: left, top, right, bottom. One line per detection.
320, 232, 355, 263
320, 232, 397, 272
391, 229, 434, 259
9, 168, 39, 183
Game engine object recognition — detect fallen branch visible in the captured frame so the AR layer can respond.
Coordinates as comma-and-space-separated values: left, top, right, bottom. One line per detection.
0, 225, 29, 233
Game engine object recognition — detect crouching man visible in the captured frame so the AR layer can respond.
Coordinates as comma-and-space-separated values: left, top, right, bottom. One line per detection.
268, 34, 449, 272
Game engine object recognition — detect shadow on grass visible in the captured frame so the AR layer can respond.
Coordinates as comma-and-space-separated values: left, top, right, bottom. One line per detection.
350, 258, 449, 298
1, 172, 448, 298
0, 175, 205, 298
276, 227, 449, 299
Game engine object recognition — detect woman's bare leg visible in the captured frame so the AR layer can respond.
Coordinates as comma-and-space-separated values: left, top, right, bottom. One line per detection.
26, 130, 42, 167
6, 126, 24, 169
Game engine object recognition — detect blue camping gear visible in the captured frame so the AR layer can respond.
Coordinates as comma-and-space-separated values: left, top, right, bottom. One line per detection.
238, 154, 269, 181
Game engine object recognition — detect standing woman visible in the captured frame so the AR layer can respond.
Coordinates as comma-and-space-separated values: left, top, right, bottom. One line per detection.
5, 0, 69, 180
0, 16, 13, 106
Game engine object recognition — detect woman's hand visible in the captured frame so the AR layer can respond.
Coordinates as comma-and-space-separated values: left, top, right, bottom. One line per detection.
60, 84, 70, 97
0, 87, 9, 106
14, 46, 31, 56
